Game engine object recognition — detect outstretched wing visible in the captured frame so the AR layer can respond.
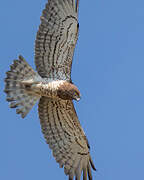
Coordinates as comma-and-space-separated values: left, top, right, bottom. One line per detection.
38, 97, 96, 180
35, 0, 79, 81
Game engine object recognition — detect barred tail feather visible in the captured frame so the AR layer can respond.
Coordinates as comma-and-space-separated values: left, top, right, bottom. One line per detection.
4, 55, 40, 118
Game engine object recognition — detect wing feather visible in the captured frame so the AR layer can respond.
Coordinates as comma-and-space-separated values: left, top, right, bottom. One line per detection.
35, 0, 79, 80
38, 97, 96, 179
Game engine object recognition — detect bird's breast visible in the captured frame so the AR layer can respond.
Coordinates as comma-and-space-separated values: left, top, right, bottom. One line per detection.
33, 80, 66, 98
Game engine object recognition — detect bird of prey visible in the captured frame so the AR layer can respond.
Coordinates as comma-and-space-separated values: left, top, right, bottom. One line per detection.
4, 0, 96, 179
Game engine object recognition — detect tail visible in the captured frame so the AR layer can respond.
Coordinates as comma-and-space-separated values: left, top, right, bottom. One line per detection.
4, 55, 41, 118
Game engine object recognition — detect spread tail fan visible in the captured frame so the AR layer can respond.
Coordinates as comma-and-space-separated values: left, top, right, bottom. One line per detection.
4, 55, 40, 118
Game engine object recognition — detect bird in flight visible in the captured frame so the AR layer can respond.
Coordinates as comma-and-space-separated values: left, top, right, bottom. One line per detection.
4, 0, 96, 179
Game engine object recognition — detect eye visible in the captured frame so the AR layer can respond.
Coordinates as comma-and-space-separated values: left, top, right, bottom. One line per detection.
73, 91, 78, 97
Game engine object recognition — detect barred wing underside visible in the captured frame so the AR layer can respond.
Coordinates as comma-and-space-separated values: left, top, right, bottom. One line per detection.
35, 0, 79, 81
38, 97, 96, 180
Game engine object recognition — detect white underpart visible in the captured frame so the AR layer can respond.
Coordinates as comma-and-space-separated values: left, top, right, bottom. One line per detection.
47, 80, 66, 91
30, 79, 66, 98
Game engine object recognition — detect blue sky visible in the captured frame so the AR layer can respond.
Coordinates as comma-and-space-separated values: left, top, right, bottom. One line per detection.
1, 0, 144, 179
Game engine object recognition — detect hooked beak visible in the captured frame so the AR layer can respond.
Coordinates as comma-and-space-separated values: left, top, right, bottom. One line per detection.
76, 97, 80, 101
75, 94, 81, 101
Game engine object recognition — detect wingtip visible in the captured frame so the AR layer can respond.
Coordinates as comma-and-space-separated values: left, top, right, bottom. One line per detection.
18, 54, 23, 59
89, 156, 96, 171
76, 0, 79, 13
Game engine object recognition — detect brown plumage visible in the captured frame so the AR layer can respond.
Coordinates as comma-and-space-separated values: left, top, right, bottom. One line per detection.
57, 82, 81, 100
4, 0, 96, 179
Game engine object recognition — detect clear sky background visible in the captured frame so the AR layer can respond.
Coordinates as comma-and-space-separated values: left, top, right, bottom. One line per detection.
0, 0, 144, 179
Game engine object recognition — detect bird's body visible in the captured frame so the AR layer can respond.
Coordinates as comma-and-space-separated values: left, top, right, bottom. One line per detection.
23, 78, 66, 98
23, 78, 80, 101
4, 0, 96, 179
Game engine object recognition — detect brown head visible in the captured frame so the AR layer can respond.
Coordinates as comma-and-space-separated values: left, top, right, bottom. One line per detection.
57, 82, 81, 101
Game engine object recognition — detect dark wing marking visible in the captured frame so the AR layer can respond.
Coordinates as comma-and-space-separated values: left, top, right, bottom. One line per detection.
38, 97, 96, 180
35, 0, 79, 81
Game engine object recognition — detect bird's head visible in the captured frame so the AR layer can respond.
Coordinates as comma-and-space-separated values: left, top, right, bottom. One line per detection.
57, 82, 81, 101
